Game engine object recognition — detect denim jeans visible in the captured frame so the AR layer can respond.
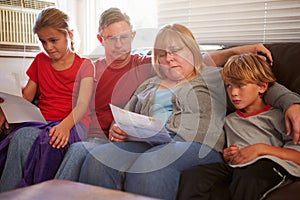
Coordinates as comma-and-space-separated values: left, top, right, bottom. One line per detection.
55, 138, 108, 181
79, 141, 222, 200
0, 127, 40, 192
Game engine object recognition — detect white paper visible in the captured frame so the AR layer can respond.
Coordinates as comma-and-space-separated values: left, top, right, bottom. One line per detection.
0, 72, 22, 96
0, 73, 46, 124
110, 104, 173, 144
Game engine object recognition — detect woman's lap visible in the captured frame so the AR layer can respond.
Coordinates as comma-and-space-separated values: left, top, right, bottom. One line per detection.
124, 142, 222, 199
79, 141, 222, 199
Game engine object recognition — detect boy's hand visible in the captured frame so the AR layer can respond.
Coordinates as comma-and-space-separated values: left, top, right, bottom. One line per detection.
223, 144, 240, 163
229, 144, 264, 165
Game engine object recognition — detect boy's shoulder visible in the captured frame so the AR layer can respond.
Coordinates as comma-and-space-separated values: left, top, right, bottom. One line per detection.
226, 106, 283, 120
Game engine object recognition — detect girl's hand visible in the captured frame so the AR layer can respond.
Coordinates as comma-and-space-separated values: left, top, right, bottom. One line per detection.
49, 124, 71, 149
108, 124, 128, 142
0, 99, 9, 129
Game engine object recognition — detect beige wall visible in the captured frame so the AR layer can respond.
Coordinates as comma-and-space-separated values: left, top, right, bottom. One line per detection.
0, 56, 34, 86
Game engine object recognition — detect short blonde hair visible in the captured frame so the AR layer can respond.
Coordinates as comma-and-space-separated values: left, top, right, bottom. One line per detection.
222, 54, 276, 86
153, 24, 206, 79
98, 7, 132, 33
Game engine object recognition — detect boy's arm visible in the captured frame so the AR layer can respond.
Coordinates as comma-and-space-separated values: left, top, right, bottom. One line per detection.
257, 143, 300, 166
230, 143, 300, 166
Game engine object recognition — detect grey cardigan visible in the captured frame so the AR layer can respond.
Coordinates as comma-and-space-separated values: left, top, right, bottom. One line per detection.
124, 67, 227, 152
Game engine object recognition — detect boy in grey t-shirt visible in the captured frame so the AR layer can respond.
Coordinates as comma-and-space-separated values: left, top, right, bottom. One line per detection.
177, 54, 300, 200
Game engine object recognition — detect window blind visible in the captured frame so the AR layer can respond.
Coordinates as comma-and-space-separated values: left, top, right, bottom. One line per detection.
157, 0, 300, 45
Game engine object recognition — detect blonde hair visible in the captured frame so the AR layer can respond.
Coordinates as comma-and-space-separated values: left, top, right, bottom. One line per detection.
222, 54, 276, 87
33, 7, 77, 51
153, 24, 206, 78
98, 7, 132, 33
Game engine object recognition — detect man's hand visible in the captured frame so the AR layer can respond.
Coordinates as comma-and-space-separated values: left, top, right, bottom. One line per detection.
285, 104, 300, 144
232, 43, 273, 66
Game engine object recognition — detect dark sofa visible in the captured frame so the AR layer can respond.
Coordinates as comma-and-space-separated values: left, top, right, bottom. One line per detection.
251, 43, 300, 200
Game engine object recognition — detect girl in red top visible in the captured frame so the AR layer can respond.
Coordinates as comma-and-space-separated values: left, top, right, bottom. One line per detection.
0, 7, 94, 187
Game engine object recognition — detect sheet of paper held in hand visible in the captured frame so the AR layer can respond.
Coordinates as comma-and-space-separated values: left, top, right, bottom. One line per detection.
0, 72, 46, 124
110, 104, 173, 144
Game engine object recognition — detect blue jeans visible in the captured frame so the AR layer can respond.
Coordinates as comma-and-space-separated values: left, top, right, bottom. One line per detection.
79, 141, 222, 200
0, 127, 40, 192
55, 138, 108, 181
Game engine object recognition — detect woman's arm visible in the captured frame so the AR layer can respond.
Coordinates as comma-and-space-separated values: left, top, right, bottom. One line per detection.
49, 77, 94, 148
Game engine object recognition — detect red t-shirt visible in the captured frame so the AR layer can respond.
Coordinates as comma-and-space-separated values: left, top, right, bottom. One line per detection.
89, 54, 153, 136
26, 52, 95, 129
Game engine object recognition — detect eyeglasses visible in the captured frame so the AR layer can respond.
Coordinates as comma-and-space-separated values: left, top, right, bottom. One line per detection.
157, 47, 184, 60
101, 32, 132, 45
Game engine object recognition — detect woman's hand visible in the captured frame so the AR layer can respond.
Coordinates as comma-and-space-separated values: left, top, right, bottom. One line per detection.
109, 124, 128, 142
49, 123, 71, 149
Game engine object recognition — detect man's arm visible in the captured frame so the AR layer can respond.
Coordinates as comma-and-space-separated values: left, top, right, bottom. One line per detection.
204, 43, 273, 66
264, 83, 300, 144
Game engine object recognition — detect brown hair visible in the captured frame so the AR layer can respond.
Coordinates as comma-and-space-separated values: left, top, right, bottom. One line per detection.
222, 54, 276, 87
33, 7, 76, 51
153, 24, 206, 78
98, 7, 132, 33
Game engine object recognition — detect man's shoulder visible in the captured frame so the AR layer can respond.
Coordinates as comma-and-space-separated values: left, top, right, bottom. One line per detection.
131, 54, 152, 65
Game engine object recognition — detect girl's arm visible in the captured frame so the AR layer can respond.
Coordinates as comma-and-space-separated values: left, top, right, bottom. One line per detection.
230, 143, 300, 166
22, 79, 38, 102
49, 76, 94, 148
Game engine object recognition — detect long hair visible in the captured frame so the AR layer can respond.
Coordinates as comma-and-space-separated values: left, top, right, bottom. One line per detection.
33, 7, 77, 51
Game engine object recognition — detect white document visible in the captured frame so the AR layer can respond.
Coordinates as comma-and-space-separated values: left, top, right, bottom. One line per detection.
110, 104, 173, 144
0, 73, 46, 124
0, 72, 22, 97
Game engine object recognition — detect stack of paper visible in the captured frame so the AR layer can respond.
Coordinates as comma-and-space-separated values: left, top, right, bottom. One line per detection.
110, 104, 173, 144
0, 72, 46, 124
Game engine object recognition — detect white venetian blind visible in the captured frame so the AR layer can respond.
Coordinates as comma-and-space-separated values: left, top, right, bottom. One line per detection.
157, 0, 300, 45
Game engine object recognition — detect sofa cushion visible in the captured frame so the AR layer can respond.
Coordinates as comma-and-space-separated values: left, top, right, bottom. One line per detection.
264, 43, 300, 95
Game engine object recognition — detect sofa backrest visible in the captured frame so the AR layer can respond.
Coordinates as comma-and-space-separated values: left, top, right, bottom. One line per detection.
264, 43, 300, 95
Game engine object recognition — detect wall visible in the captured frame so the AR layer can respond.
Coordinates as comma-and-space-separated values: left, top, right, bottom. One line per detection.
0, 55, 34, 86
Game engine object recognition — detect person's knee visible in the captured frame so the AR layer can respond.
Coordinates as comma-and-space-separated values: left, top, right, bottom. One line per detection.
10, 127, 40, 147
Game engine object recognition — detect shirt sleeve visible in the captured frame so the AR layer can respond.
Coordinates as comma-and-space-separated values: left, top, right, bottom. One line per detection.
264, 82, 300, 112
